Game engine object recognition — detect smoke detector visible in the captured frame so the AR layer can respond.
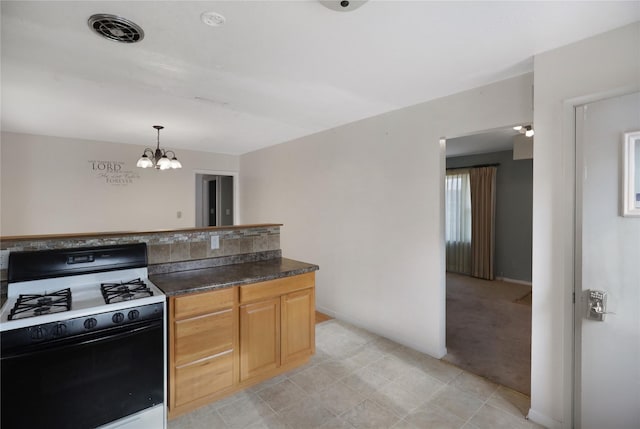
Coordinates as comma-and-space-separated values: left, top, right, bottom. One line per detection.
88, 14, 144, 43
201, 11, 226, 27
319, 0, 368, 12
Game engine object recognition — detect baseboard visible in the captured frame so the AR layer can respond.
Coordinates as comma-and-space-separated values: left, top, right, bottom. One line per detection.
315, 305, 337, 318
319, 308, 446, 359
527, 408, 563, 429
496, 276, 532, 286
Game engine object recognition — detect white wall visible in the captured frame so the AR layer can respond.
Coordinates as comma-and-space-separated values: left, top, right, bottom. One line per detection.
240, 73, 533, 357
0, 132, 238, 235
530, 22, 640, 429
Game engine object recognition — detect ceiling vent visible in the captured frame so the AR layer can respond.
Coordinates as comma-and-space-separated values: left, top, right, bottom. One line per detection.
88, 14, 144, 43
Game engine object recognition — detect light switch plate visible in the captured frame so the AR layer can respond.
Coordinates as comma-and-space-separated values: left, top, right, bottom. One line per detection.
210, 235, 220, 250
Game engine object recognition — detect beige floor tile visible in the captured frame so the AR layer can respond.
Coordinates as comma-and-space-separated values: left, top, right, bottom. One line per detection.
368, 381, 429, 417
390, 418, 419, 429
404, 403, 466, 429
317, 357, 360, 380
211, 390, 257, 410
428, 385, 484, 421
366, 355, 416, 381
217, 396, 275, 429
487, 385, 530, 418
289, 364, 338, 394
469, 404, 531, 429
278, 397, 336, 429
368, 337, 402, 354
412, 355, 463, 384
334, 320, 380, 343
342, 399, 401, 429
312, 381, 367, 416
342, 366, 393, 397
319, 417, 357, 429
344, 346, 385, 368
191, 406, 228, 429
244, 414, 289, 429
247, 374, 289, 394
257, 379, 308, 412
309, 349, 332, 365
450, 372, 498, 401
392, 368, 444, 398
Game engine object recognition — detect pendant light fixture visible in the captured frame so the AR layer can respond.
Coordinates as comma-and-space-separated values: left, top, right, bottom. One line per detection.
136, 125, 182, 170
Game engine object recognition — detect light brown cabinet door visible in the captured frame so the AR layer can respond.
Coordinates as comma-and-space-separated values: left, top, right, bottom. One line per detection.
174, 350, 234, 408
239, 298, 280, 381
174, 309, 233, 366
281, 288, 315, 364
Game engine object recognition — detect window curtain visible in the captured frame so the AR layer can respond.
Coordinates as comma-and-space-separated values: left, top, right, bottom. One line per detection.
469, 166, 497, 280
445, 170, 471, 274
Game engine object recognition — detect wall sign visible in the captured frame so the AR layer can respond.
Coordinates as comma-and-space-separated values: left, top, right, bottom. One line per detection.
89, 160, 140, 186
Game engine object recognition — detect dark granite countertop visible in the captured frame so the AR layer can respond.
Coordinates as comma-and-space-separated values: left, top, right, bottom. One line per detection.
149, 257, 319, 297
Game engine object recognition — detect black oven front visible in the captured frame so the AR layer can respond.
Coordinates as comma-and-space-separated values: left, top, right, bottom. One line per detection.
0, 302, 164, 429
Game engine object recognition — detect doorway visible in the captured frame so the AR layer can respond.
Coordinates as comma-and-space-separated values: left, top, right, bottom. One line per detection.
443, 127, 533, 396
195, 174, 234, 227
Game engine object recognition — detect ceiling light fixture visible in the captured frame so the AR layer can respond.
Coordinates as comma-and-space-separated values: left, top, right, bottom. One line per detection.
136, 126, 182, 170
514, 124, 534, 138
319, 0, 368, 12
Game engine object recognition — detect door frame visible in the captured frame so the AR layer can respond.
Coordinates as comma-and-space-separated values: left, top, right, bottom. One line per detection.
194, 169, 240, 227
570, 89, 639, 429
439, 123, 533, 363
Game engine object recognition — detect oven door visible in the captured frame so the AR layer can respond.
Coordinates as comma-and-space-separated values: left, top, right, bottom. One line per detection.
1, 319, 164, 429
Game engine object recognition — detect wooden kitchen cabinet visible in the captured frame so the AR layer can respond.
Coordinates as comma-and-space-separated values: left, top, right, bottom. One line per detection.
169, 287, 238, 417
239, 298, 280, 381
168, 272, 315, 419
239, 272, 315, 382
281, 288, 315, 365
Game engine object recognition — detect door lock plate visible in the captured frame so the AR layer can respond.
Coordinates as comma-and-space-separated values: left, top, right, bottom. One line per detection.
587, 289, 607, 321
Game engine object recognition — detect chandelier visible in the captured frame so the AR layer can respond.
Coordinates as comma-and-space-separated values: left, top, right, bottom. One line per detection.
136, 125, 182, 170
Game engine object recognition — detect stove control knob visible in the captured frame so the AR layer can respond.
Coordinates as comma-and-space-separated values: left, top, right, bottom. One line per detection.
112, 312, 125, 323
128, 310, 140, 321
53, 324, 67, 337
31, 326, 46, 340
84, 318, 98, 329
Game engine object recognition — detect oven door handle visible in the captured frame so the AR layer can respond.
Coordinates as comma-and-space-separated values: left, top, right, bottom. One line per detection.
1, 320, 163, 360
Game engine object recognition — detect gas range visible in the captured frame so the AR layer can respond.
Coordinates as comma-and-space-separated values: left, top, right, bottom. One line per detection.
0, 267, 165, 331
0, 243, 167, 429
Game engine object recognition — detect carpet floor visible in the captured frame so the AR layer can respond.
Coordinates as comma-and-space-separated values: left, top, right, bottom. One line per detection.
444, 273, 532, 395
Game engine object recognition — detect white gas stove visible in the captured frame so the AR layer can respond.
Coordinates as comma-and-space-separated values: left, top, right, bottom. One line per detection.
0, 243, 167, 429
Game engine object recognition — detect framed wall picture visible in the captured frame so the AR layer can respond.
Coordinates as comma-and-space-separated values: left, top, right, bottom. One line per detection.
623, 130, 640, 217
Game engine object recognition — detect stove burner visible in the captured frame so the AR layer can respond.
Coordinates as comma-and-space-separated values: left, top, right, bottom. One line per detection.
101, 278, 153, 304
8, 288, 72, 320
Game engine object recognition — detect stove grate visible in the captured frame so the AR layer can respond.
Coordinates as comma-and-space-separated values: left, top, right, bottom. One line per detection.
8, 288, 72, 320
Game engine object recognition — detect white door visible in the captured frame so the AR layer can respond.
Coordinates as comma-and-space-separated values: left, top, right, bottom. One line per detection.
575, 92, 640, 429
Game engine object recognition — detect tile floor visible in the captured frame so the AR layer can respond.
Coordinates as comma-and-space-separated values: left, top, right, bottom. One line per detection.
169, 319, 543, 429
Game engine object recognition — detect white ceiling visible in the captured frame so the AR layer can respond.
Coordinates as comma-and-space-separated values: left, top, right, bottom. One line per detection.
446, 128, 521, 157
2, 1, 638, 155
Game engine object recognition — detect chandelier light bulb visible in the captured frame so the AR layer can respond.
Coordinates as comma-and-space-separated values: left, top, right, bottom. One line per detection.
525, 128, 535, 137
513, 125, 523, 131
136, 125, 182, 170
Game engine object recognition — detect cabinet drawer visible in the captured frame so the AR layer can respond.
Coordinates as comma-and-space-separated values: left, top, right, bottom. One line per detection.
173, 288, 235, 319
174, 351, 234, 407
174, 309, 234, 366
239, 272, 315, 303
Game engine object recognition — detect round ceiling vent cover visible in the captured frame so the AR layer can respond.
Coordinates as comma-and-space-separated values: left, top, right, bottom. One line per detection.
88, 14, 144, 43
